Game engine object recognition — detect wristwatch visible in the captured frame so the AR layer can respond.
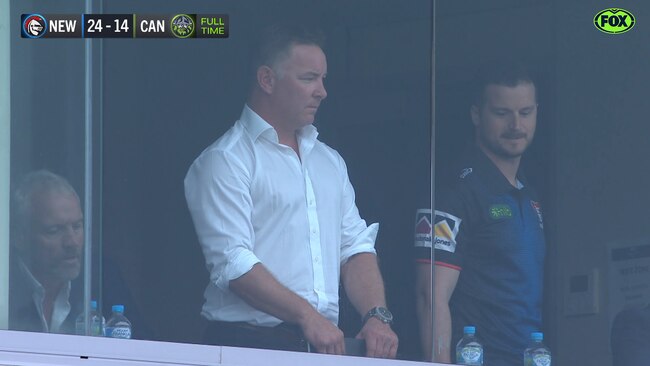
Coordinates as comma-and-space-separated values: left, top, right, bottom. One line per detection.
362, 306, 393, 325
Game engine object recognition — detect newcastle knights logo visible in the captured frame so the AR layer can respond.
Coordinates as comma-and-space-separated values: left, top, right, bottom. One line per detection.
530, 200, 544, 229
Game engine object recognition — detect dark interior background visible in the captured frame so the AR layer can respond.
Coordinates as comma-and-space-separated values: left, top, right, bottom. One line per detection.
9, 0, 650, 365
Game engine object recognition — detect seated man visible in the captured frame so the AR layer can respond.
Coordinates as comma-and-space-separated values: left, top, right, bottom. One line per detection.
9, 170, 84, 333
9, 170, 149, 338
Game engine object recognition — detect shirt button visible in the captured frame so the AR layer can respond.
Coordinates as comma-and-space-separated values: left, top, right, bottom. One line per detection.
314, 256, 320, 263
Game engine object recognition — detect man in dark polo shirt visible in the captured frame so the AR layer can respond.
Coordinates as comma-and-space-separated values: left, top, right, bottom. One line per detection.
415, 61, 545, 365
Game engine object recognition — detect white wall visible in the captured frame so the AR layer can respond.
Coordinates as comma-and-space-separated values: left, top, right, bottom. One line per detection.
0, 330, 441, 366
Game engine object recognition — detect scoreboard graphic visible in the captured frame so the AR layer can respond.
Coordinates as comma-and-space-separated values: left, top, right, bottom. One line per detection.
21, 13, 229, 38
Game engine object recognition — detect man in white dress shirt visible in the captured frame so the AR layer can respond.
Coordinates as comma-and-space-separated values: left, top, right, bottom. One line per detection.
184, 24, 398, 358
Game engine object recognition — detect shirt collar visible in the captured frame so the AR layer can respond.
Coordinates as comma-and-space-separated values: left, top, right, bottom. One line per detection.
240, 104, 320, 154
297, 123, 319, 158
241, 104, 276, 142
18, 258, 72, 333
468, 145, 529, 195
19, 259, 45, 297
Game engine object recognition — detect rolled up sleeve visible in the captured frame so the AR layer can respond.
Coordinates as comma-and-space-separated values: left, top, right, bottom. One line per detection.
184, 149, 260, 290
338, 157, 377, 265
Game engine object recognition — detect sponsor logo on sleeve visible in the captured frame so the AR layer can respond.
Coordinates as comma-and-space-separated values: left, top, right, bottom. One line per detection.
433, 210, 461, 253
530, 200, 544, 229
414, 209, 432, 248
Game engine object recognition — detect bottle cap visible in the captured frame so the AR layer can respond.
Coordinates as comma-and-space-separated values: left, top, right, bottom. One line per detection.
112, 304, 125, 313
531, 332, 543, 341
463, 326, 476, 335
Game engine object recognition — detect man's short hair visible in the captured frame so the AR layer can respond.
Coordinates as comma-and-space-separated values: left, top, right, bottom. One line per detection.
250, 23, 325, 81
470, 60, 537, 107
11, 170, 79, 235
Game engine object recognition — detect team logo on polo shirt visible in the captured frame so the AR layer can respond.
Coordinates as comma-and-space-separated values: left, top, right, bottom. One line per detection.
433, 210, 461, 253
414, 209, 432, 248
459, 168, 473, 179
530, 201, 544, 229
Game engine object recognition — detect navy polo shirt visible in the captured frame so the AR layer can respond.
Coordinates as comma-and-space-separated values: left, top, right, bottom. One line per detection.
416, 147, 546, 366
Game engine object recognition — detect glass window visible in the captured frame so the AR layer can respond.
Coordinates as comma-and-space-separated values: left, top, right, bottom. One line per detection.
4, 0, 433, 362
432, 1, 649, 365
4, 0, 650, 365
5, 0, 97, 336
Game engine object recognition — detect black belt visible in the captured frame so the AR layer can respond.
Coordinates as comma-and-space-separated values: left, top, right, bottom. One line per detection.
204, 321, 310, 352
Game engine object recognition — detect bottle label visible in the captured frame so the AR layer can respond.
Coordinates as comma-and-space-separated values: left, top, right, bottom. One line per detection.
459, 345, 483, 365
106, 326, 132, 339
533, 354, 551, 366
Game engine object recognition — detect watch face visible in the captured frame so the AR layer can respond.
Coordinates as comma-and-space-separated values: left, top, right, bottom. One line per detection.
364, 307, 393, 324
376, 307, 393, 322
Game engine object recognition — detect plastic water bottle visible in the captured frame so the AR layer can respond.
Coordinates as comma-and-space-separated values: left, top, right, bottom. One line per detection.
524, 332, 551, 366
456, 326, 483, 365
105, 304, 132, 339
75, 300, 105, 336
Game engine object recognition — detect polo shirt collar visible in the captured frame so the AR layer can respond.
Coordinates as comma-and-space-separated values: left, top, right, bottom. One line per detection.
469, 145, 529, 195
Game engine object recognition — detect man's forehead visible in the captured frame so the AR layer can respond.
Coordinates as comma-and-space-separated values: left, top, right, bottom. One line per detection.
483, 82, 537, 107
29, 190, 82, 223
287, 42, 324, 55
280, 43, 326, 69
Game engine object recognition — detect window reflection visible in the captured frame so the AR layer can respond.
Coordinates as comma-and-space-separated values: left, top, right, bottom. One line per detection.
9, 171, 83, 334
5, 0, 433, 361
8, 171, 149, 338
3, 1, 650, 366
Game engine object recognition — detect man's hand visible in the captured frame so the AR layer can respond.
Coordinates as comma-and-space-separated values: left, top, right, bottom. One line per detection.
230, 264, 344, 354
299, 312, 345, 355
355, 317, 398, 358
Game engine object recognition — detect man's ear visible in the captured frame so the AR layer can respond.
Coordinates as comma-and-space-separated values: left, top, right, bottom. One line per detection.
257, 66, 275, 94
470, 105, 480, 127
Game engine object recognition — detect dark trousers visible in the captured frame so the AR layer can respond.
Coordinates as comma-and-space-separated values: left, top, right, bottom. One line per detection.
203, 321, 310, 352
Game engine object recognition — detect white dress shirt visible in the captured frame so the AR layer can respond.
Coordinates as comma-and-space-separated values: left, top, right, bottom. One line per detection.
185, 105, 378, 327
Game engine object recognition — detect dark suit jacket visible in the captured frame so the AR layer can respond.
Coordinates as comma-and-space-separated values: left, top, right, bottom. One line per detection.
8, 252, 82, 334
8, 252, 151, 339
611, 305, 650, 366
